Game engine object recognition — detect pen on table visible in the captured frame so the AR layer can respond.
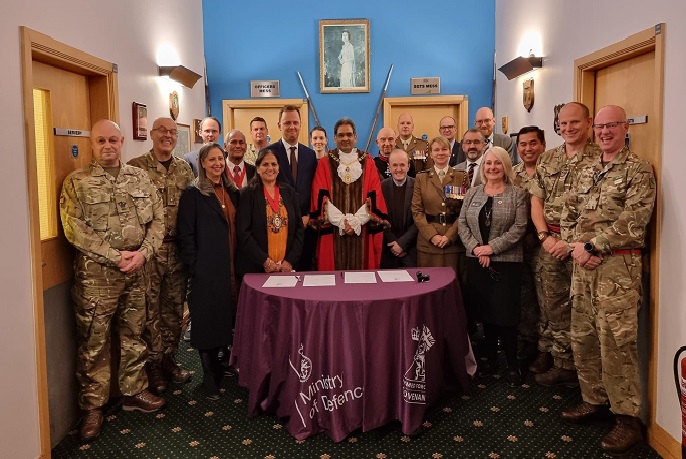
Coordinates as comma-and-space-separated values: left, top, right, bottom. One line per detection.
295, 276, 301, 283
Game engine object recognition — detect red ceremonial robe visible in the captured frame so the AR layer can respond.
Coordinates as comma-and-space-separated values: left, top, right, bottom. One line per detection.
310, 150, 388, 271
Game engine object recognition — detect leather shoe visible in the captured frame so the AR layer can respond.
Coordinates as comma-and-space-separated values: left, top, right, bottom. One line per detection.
529, 351, 553, 374
162, 355, 191, 384
122, 389, 166, 413
561, 401, 611, 423
146, 362, 168, 394
534, 366, 578, 386
507, 369, 523, 387
80, 409, 103, 442
600, 415, 644, 455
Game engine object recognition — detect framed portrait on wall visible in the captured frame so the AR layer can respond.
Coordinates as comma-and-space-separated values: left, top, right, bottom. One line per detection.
193, 118, 203, 144
132, 102, 147, 140
172, 123, 191, 159
319, 19, 370, 93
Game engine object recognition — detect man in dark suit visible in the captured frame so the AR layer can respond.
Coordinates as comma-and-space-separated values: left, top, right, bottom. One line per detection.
224, 130, 255, 189
184, 117, 222, 176
455, 129, 486, 188
262, 104, 317, 270
439, 116, 464, 166
380, 149, 417, 268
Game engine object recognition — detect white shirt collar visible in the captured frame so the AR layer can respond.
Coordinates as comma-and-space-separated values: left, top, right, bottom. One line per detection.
282, 139, 298, 151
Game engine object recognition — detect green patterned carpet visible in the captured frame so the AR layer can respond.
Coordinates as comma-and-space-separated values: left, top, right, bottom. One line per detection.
53, 342, 661, 459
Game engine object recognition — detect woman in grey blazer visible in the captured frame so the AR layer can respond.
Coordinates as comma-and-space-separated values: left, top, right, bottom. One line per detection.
458, 147, 528, 386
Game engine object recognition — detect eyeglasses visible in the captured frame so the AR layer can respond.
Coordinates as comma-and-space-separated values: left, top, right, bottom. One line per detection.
475, 119, 494, 126
592, 121, 627, 130
439, 125, 455, 130
462, 140, 483, 145
151, 127, 178, 136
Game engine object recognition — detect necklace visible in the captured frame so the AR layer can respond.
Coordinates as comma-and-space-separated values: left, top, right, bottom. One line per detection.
484, 198, 493, 227
215, 184, 227, 209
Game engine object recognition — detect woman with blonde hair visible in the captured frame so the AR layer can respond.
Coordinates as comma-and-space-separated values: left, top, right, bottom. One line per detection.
458, 146, 528, 386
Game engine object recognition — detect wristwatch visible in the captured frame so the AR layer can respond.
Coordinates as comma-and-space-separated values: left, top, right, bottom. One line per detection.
584, 241, 597, 255
537, 231, 549, 242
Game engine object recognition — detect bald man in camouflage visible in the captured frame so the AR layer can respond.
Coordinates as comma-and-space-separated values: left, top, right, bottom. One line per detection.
61, 119, 166, 441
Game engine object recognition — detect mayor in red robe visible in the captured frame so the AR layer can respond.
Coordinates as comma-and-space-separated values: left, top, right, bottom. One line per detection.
310, 118, 388, 271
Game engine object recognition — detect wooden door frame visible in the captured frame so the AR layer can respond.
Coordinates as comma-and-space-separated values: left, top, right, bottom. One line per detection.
574, 24, 673, 458
20, 26, 119, 455
222, 99, 310, 145
382, 95, 469, 138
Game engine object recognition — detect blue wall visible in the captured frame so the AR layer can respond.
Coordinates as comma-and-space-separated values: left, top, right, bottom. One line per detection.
202, 0, 495, 152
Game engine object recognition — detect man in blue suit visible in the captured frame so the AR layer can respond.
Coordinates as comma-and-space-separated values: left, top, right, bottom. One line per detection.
262, 105, 318, 270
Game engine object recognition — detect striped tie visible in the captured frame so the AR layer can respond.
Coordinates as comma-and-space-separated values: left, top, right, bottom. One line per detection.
468, 162, 476, 184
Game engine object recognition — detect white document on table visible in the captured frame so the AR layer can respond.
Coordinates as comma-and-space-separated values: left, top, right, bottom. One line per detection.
302, 274, 337, 287
262, 276, 299, 287
344, 271, 377, 284
377, 270, 414, 283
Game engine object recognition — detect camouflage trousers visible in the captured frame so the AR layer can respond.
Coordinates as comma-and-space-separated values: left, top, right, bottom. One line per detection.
518, 246, 541, 349
535, 245, 575, 369
144, 241, 188, 364
72, 254, 148, 410
571, 253, 642, 417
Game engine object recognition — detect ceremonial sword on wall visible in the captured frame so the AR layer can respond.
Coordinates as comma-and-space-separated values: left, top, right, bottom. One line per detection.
297, 71, 322, 128
364, 64, 394, 153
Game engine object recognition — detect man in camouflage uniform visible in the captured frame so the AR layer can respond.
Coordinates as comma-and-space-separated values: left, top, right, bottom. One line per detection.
60, 120, 166, 442
512, 126, 546, 365
560, 105, 655, 454
128, 117, 195, 394
530, 102, 601, 385
395, 112, 430, 175
245, 116, 269, 166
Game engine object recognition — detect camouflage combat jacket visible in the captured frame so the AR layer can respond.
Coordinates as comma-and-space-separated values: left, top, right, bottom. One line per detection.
529, 143, 601, 226
60, 161, 164, 265
513, 162, 537, 194
128, 150, 194, 238
244, 144, 259, 166
561, 147, 656, 253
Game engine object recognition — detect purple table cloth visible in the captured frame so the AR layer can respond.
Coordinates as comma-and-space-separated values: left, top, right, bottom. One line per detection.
230, 267, 471, 442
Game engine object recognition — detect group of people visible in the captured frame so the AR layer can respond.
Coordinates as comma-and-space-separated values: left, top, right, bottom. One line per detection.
61, 100, 655, 455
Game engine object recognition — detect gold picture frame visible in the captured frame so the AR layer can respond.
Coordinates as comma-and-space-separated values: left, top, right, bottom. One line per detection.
319, 19, 370, 93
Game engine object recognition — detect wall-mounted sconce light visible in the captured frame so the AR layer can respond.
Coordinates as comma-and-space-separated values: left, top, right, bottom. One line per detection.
158, 65, 202, 88
498, 54, 543, 80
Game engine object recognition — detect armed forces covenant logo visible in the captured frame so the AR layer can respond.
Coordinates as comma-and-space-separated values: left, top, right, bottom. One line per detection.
289, 343, 312, 383
403, 325, 435, 404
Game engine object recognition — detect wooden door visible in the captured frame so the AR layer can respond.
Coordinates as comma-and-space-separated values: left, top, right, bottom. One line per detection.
222, 99, 310, 145
33, 61, 92, 290
383, 96, 469, 142
594, 52, 656, 167
21, 26, 119, 451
